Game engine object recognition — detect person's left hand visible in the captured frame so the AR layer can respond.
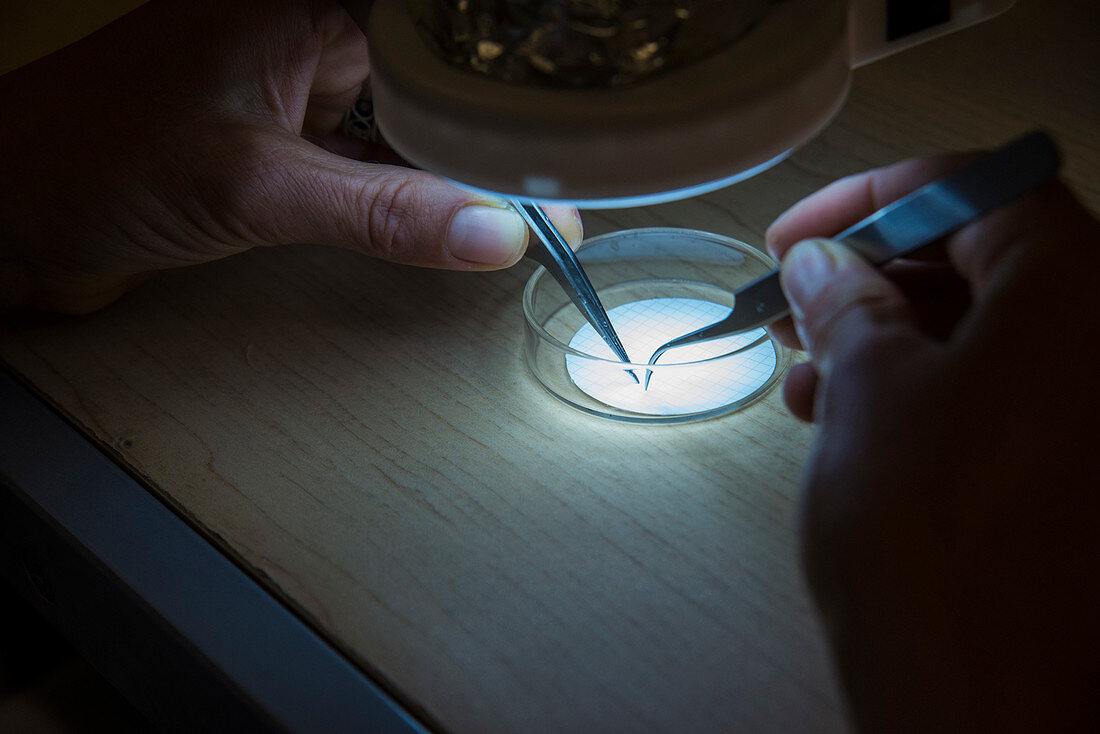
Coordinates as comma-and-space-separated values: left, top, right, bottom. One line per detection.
0, 0, 581, 313
765, 154, 977, 421
764, 152, 1100, 732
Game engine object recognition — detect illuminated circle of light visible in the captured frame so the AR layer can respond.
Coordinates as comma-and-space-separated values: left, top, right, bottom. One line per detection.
566, 298, 776, 416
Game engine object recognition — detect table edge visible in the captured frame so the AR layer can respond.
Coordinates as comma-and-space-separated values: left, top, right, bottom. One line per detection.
0, 366, 428, 734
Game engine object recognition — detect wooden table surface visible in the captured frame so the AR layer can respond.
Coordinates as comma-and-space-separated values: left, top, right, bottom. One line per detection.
2, 2, 1097, 731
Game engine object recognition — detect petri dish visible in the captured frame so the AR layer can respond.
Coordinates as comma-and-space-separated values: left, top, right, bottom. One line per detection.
523, 228, 790, 424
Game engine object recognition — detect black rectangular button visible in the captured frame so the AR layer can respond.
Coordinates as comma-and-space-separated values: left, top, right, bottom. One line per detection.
887, 0, 951, 41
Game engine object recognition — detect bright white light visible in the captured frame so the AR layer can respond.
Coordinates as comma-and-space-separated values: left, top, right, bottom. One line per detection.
448, 148, 793, 209
567, 298, 776, 416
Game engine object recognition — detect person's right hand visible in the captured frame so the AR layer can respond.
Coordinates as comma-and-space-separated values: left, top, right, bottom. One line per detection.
0, 0, 580, 314
766, 153, 1100, 732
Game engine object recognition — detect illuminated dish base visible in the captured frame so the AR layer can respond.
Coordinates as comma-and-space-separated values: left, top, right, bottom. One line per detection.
567, 298, 776, 416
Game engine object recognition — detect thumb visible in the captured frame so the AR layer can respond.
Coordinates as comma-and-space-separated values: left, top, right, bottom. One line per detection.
780, 238, 921, 379
252, 136, 582, 270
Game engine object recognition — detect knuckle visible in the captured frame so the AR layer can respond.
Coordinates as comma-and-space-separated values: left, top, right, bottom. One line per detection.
809, 285, 911, 365
359, 174, 423, 260
838, 323, 909, 373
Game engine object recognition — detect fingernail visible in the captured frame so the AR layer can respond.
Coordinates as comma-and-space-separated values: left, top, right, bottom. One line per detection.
541, 205, 584, 247
448, 205, 527, 265
763, 225, 780, 259
781, 238, 840, 319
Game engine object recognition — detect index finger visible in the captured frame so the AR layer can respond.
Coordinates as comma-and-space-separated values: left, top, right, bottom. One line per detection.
765, 152, 979, 261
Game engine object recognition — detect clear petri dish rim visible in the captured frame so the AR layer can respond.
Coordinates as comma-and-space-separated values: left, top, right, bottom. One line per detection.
523, 228, 773, 368
521, 227, 791, 424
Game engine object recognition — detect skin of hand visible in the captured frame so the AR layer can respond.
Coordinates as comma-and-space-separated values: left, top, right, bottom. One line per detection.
766, 155, 1100, 731
0, 0, 581, 314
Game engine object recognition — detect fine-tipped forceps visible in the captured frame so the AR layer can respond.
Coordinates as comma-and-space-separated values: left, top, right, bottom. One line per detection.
513, 200, 639, 383
643, 130, 1061, 388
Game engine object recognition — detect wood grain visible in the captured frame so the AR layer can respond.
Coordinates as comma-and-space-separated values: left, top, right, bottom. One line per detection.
2, 2, 1097, 732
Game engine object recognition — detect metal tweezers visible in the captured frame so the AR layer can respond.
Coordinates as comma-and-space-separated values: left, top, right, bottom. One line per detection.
644, 130, 1062, 385
513, 200, 639, 382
